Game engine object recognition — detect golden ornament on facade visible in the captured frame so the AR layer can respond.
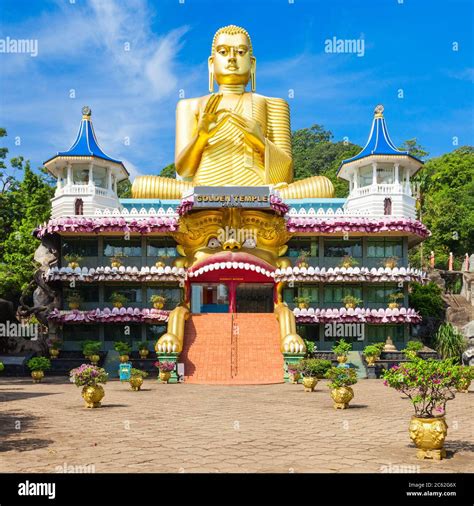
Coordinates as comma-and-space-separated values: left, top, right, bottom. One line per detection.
408, 416, 448, 460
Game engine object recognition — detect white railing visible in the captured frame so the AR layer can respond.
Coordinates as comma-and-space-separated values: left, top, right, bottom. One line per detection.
55, 184, 111, 197
94, 207, 178, 217
351, 183, 413, 198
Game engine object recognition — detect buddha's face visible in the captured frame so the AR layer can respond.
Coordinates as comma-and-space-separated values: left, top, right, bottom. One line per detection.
210, 32, 255, 86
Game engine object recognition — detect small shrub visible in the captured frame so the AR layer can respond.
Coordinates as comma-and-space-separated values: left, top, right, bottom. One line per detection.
434, 323, 467, 361
27, 357, 51, 372
130, 368, 148, 378
409, 282, 444, 319
295, 358, 332, 378
342, 295, 362, 307
363, 345, 381, 358
114, 341, 132, 356
325, 367, 358, 388
332, 338, 352, 357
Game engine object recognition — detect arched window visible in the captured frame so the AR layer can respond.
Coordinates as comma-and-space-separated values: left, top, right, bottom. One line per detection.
75, 198, 84, 215
384, 197, 392, 216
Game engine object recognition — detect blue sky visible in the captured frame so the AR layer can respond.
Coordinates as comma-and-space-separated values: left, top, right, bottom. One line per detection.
0, 0, 472, 179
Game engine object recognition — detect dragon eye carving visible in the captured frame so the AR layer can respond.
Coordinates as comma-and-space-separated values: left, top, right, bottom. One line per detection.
207, 237, 221, 249
242, 237, 256, 248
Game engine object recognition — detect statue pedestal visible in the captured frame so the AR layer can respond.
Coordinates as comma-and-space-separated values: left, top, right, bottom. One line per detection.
283, 353, 305, 383
366, 365, 377, 379
156, 352, 180, 383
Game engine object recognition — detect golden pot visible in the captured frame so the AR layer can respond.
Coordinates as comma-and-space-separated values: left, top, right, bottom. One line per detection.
342, 262, 352, 269
130, 376, 144, 391
31, 370, 44, 383
155, 261, 165, 268
139, 349, 149, 359
336, 355, 348, 364
365, 355, 377, 366
297, 262, 308, 269
81, 385, 105, 408
345, 303, 355, 309
113, 302, 123, 309
388, 302, 399, 309
331, 386, 354, 409
153, 302, 164, 310
119, 355, 129, 363
298, 303, 308, 310
456, 378, 471, 393
49, 348, 60, 359
409, 416, 448, 460
111, 261, 122, 268
68, 262, 79, 269
159, 371, 171, 383
68, 302, 80, 310
289, 372, 300, 384
89, 354, 100, 365
385, 261, 397, 269
302, 377, 318, 392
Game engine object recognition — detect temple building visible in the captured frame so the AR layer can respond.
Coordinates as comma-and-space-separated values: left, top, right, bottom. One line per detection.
34, 25, 428, 384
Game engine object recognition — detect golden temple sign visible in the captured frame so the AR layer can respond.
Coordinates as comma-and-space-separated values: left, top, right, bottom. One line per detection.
193, 186, 270, 208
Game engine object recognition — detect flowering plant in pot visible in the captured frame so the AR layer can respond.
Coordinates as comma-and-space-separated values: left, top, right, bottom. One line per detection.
325, 367, 358, 409
456, 366, 474, 393
47, 336, 63, 359
339, 255, 358, 269
294, 296, 311, 310
137, 341, 150, 359
154, 361, 175, 383
27, 357, 51, 383
382, 358, 460, 459
342, 294, 362, 309
363, 344, 382, 366
403, 340, 424, 360
114, 341, 132, 363
287, 360, 301, 384
295, 250, 310, 269
129, 368, 148, 391
388, 292, 404, 309
67, 291, 82, 310
109, 292, 128, 309
64, 253, 82, 269
69, 364, 108, 408
332, 338, 352, 364
150, 294, 166, 310
382, 256, 398, 269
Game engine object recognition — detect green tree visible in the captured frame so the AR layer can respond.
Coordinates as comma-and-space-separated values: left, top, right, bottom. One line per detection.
291, 124, 361, 197
399, 138, 429, 160
160, 163, 176, 179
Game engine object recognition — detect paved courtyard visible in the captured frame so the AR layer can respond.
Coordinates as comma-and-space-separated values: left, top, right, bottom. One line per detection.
0, 377, 473, 473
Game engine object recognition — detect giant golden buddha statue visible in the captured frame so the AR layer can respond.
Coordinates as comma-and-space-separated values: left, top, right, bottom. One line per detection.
132, 25, 334, 199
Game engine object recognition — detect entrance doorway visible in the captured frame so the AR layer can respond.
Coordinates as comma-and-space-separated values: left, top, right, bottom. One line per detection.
235, 283, 274, 313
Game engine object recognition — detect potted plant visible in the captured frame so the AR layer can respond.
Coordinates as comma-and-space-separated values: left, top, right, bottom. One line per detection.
325, 367, 358, 409
363, 344, 382, 366
382, 358, 460, 459
109, 292, 128, 309
47, 337, 63, 359
150, 294, 166, 310
0, 362, 4, 373
382, 256, 398, 269
294, 296, 311, 310
67, 291, 82, 310
138, 341, 150, 359
155, 254, 169, 268
304, 339, 316, 358
83, 342, 102, 364
339, 255, 358, 269
129, 368, 148, 391
114, 341, 132, 363
332, 338, 352, 364
342, 294, 362, 309
295, 250, 310, 269
70, 364, 108, 408
110, 253, 125, 268
388, 292, 404, 309
27, 357, 51, 383
287, 361, 301, 384
64, 253, 82, 269
456, 366, 474, 393
403, 340, 424, 360
155, 361, 175, 383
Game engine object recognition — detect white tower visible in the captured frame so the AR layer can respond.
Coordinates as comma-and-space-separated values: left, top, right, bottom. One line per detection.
337, 105, 423, 219
44, 106, 129, 218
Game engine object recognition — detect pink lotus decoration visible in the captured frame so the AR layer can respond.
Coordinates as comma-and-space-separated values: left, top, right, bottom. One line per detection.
177, 196, 194, 216
35, 216, 178, 238
48, 307, 170, 324
293, 306, 422, 324
286, 216, 430, 238
270, 194, 289, 215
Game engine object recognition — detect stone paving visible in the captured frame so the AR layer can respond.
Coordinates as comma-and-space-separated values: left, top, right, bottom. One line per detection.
0, 377, 473, 473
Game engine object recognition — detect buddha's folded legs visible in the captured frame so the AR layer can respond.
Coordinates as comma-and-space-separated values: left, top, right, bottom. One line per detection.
132, 176, 193, 199
278, 175, 335, 199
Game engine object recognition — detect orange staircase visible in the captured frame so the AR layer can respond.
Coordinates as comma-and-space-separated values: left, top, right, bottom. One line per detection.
181, 313, 284, 384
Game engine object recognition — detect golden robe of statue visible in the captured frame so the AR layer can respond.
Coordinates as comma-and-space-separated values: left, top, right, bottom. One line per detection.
132, 25, 334, 200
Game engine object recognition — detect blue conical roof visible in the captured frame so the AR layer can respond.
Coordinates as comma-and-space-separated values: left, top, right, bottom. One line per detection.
45, 106, 125, 169
338, 105, 422, 172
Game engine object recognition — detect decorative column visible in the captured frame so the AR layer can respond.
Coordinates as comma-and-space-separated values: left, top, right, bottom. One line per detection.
57, 168, 63, 190
353, 171, 358, 190
107, 167, 112, 192
394, 163, 399, 190
66, 162, 72, 187
156, 352, 180, 383
88, 162, 94, 187
371, 162, 377, 187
